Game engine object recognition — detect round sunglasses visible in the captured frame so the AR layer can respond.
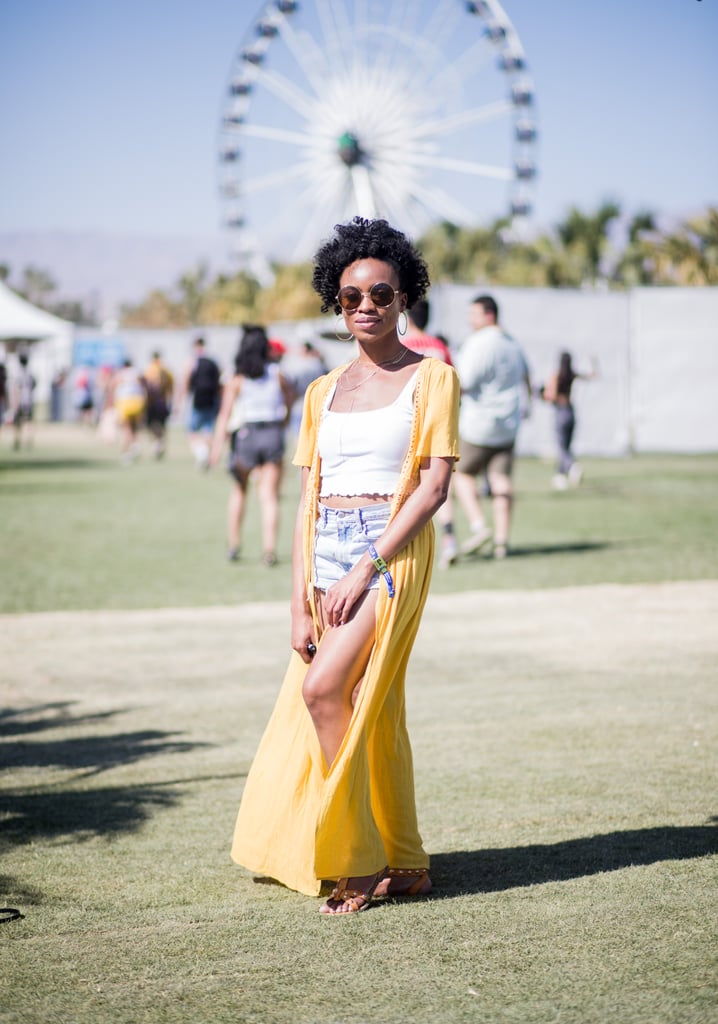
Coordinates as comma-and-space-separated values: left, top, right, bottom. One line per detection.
335, 282, 398, 311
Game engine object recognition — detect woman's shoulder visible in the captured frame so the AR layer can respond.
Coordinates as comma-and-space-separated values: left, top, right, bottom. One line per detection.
419, 356, 459, 387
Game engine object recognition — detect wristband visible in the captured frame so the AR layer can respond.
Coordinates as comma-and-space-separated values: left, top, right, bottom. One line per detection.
368, 543, 395, 598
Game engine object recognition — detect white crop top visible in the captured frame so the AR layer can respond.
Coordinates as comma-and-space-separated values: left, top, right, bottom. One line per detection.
318, 370, 418, 497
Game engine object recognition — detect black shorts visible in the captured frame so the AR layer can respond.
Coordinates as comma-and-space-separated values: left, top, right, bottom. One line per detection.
229, 421, 285, 477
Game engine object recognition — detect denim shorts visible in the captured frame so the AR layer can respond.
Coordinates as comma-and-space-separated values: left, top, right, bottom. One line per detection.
313, 502, 391, 592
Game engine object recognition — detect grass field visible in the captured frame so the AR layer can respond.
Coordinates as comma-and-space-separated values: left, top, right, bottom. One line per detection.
1, 424, 717, 613
2, 425, 717, 1023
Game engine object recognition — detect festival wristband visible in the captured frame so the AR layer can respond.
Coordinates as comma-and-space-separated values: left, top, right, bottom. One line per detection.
368, 543, 395, 598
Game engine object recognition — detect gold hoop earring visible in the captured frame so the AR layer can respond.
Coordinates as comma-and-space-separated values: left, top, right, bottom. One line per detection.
397, 311, 408, 337
335, 315, 353, 342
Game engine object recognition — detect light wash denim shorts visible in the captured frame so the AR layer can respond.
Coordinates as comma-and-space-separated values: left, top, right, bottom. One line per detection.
313, 502, 391, 592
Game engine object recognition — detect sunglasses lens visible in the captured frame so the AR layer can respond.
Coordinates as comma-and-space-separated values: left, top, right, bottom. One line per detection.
370, 284, 396, 307
337, 287, 362, 310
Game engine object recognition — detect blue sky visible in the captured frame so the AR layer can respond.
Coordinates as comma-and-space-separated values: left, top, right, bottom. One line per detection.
1, 0, 716, 249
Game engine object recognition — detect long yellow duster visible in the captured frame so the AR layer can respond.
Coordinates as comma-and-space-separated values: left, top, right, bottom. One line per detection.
231, 357, 460, 895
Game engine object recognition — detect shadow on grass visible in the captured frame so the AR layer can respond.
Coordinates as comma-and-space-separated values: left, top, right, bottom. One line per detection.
431, 823, 718, 895
0, 457, 110, 473
0, 701, 217, 853
0, 784, 180, 846
1, 701, 207, 778
0, 702, 118, 737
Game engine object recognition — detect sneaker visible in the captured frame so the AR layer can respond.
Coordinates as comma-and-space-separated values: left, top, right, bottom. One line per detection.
493, 544, 508, 560
459, 526, 493, 556
552, 473, 568, 491
568, 463, 583, 486
227, 548, 240, 563
262, 552, 278, 568
438, 537, 459, 570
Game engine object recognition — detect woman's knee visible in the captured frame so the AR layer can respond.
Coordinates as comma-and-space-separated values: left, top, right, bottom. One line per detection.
301, 666, 344, 717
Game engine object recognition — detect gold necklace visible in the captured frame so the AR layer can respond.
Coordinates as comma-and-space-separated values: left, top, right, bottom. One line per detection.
337, 346, 409, 393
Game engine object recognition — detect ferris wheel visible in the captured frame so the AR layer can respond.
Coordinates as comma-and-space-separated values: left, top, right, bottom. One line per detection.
218, 0, 538, 268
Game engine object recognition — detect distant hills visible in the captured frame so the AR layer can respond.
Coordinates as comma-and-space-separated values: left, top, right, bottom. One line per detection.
0, 230, 234, 321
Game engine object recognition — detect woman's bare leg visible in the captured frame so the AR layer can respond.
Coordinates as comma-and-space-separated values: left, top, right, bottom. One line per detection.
302, 588, 378, 767
256, 461, 282, 556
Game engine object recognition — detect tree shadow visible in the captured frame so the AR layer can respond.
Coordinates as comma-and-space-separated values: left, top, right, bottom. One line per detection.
429, 823, 718, 897
0, 702, 118, 738
0, 701, 219, 849
1, 702, 206, 779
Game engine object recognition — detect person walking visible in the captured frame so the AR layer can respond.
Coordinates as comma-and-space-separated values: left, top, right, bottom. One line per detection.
180, 337, 221, 469
452, 294, 532, 560
108, 359, 146, 464
143, 351, 175, 459
209, 325, 295, 566
231, 217, 460, 914
541, 351, 598, 489
8, 353, 36, 451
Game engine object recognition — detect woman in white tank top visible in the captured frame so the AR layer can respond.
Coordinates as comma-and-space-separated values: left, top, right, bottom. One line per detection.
210, 325, 295, 565
230, 219, 460, 914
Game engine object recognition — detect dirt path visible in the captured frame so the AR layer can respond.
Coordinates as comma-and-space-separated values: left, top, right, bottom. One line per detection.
5, 580, 717, 703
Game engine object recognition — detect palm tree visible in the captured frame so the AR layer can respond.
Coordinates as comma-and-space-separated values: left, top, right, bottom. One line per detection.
658, 208, 718, 285
554, 201, 621, 286
614, 211, 659, 286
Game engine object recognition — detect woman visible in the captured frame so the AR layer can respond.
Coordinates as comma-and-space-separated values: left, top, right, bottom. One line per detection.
231, 218, 460, 915
109, 359, 146, 464
542, 351, 598, 489
210, 325, 295, 565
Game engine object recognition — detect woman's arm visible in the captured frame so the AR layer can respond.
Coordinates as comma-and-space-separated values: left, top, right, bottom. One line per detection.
290, 467, 316, 662
278, 372, 297, 427
209, 376, 240, 466
321, 455, 455, 628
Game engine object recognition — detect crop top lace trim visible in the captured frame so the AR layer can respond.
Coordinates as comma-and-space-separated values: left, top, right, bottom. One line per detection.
317, 369, 418, 497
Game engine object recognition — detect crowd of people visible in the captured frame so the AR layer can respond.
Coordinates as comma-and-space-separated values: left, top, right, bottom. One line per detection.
2, 274, 598, 566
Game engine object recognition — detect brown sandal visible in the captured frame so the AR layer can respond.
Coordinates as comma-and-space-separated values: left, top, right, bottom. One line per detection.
319, 867, 388, 916
374, 868, 432, 899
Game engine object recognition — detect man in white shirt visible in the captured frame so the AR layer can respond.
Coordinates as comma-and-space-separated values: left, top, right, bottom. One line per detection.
453, 295, 532, 559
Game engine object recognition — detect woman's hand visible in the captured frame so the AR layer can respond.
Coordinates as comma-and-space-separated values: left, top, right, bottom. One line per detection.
291, 606, 316, 664
323, 558, 374, 627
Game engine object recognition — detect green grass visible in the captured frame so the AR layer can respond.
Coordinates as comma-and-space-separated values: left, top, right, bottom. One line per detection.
2, 584, 716, 1024
1, 424, 717, 613
2, 425, 717, 1022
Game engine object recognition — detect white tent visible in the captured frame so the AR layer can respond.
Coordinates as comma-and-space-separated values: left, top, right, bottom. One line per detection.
0, 280, 74, 402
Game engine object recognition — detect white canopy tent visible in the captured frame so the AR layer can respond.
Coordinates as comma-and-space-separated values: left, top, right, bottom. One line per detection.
0, 280, 74, 402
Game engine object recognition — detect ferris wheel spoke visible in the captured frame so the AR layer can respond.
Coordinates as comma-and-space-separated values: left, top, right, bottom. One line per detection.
409, 182, 479, 226
421, 0, 464, 68
275, 15, 329, 97
238, 123, 318, 148
411, 153, 514, 181
241, 164, 310, 197
417, 99, 513, 140
252, 66, 317, 120
426, 35, 494, 95
315, 0, 351, 63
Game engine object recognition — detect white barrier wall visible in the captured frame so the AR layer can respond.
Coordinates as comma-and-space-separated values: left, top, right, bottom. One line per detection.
64, 287, 717, 455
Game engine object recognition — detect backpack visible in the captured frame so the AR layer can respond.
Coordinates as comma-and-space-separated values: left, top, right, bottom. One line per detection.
190, 356, 220, 411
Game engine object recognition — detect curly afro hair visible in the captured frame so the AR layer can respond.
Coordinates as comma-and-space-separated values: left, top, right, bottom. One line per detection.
312, 216, 431, 315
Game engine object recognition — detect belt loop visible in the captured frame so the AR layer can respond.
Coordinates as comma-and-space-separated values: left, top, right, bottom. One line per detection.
358, 507, 365, 529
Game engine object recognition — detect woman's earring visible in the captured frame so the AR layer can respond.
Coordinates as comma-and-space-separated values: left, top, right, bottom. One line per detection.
397, 311, 408, 337
335, 315, 353, 342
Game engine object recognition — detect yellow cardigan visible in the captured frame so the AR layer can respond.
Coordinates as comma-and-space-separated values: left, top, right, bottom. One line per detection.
231, 357, 460, 896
